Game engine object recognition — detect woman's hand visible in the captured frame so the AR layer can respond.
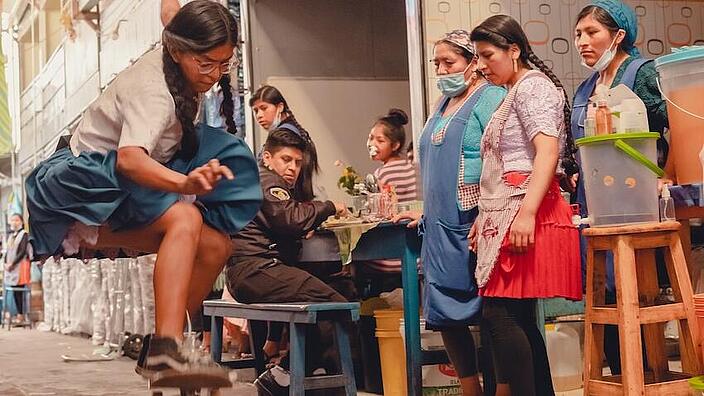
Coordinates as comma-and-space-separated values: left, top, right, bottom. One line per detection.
509, 209, 536, 253
469, 222, 477, 252
391, 210, 422, 228
180, 159, 234, 195
333, 202, 349, 217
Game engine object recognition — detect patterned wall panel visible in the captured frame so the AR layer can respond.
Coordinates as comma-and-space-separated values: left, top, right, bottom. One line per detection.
422, 0, 704, 110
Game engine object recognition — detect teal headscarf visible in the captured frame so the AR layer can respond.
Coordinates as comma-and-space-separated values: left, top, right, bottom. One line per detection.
591, 0, 641, 56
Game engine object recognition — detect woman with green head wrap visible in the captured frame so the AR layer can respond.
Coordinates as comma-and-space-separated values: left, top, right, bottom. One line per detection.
571, 0, 670, 377
571, 0, 668, 160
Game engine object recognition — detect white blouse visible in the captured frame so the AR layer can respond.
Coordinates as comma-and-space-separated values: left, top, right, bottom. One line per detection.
500, 73, 566, 174
70, 48, 188, 164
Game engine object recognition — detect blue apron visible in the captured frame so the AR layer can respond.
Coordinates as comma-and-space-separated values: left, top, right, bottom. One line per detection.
571, 58, 651, 291
418, 84, 488, 328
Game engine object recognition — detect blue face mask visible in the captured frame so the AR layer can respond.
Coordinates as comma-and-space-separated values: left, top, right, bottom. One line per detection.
436, 63, 472, 97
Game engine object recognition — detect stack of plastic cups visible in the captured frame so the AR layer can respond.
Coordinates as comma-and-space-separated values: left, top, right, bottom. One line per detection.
694, 293, 704, 362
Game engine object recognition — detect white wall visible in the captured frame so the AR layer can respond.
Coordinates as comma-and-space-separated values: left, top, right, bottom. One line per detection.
249, 0, 409, 84
266, 77, 411, 203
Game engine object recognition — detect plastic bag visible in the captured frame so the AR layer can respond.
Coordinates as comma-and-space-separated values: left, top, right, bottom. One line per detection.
138, 255, 156, 335
104, 259, 117, 344
59, 258, 72, 334
379, 288, 404, 309
37, 257, 56, 332
128, 258, 144, 335
51, 259, 62, 332
122, 259, 134, 335
112, 259, 130, 342
67, 260, 93, 334
92, 259, 109, 345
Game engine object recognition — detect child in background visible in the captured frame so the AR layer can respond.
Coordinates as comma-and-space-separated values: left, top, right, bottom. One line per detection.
368, 109, 418, 204
362, 109, 417, 276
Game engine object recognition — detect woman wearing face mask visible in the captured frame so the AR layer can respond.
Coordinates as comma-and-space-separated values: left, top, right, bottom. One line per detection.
250, 85, 320, 201
571, 0, 670, 376
572, 0, 668, 170
3, 214, 32, 325
469, 15, 581, 395
394, 29, 505, 395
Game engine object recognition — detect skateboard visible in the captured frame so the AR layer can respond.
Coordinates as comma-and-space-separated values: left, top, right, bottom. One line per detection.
61, 351, 117, 362
148, 369, 232, 396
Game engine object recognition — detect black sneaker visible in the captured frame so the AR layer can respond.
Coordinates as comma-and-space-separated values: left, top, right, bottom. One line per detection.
135, 335, 228, 381
254, 365, 290, 396
135, 336, 188, 378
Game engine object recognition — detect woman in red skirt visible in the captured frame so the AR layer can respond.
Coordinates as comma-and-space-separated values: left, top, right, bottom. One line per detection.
469, 15, 582, 396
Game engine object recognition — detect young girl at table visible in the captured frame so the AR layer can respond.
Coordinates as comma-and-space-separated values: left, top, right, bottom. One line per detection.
368, 108, 418, 205
25, 0, 262, 379
469, 15, 581, 395
364, 109, 419, 274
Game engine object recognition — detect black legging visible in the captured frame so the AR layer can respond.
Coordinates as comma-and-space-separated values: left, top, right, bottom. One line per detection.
439, 327, 478, 378
482, 298, 554, 396
13, 289, 25, 315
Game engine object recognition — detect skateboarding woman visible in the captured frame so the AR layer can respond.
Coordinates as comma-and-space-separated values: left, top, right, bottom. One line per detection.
25, 0, 262, 379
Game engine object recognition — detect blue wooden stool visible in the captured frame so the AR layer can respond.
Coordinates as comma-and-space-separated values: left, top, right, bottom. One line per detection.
203, 299, 360, 395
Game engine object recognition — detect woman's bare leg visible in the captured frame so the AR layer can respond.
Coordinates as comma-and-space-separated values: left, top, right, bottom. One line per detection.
185, 225, 232, 316
96, 202, 203, 339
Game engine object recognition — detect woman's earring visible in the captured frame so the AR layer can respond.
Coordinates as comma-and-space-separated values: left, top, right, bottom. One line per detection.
513, 58, 518, 73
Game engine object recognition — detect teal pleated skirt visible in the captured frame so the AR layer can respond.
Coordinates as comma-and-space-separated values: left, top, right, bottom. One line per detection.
26, 124, 263, 257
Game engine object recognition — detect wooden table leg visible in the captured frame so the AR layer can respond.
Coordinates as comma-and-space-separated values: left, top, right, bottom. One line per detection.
666, 233, 703, 374
584, 243, 607, 395
678, 220, 698, 290
615, 236, 646, 395
636, 249, 668, 382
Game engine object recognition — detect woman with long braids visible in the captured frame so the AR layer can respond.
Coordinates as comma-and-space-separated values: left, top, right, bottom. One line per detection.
250, 85, 320, 201
469, 15, 581, 395
25, 0, 262, 380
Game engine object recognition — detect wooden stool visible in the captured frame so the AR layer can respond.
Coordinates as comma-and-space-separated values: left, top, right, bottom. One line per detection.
583, 221, 702, 395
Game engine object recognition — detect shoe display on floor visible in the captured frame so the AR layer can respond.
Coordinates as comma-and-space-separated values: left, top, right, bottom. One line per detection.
254, 365, 290, 396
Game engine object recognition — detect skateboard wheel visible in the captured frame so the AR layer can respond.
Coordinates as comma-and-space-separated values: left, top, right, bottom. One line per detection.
123, 333, 144, 360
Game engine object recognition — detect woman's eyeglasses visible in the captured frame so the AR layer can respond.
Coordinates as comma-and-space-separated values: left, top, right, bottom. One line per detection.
192, 56, 241, 75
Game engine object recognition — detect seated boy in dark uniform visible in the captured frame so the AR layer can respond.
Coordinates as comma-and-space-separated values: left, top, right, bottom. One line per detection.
225, 129, 349, 395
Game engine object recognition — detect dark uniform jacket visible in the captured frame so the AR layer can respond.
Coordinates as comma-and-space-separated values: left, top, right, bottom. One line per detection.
231, 166, 336, 265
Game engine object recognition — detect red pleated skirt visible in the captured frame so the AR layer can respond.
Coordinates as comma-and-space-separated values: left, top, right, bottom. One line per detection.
480, 173, 582, 300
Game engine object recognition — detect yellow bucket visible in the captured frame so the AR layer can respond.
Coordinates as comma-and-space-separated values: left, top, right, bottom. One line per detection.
374, 309, 407, 396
